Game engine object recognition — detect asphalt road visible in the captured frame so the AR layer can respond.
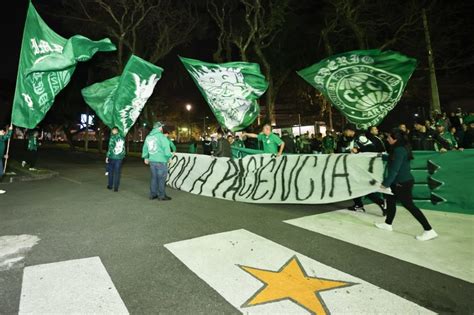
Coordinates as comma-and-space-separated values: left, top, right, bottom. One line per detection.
0, 149, 473, 314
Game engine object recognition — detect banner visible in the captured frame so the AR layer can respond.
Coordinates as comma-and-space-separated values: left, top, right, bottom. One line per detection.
12, 2, 116, 129
167, 153, 384, 204
180, 56, 268, 132
82, 55, 163, 136
297, 50, 417, 129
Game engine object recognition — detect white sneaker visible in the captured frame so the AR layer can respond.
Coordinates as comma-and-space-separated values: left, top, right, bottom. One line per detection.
0, 190, 6, 194
375, 222, 393, 231
21, 161, 26, 167
105, 172, 109, 176
416, 229, 438, 241
29, 168, 37, 171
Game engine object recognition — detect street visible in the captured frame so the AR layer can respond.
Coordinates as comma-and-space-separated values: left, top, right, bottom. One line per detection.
0, 149, 473, 314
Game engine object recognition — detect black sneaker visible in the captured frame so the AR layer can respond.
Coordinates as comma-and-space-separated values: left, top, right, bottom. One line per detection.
347, 205, 365, 212
107, 186, 112, 190
114, 189, 118, 192
158, 197, 171, 201
150, 196, 158, 200
164, 196, 172, 200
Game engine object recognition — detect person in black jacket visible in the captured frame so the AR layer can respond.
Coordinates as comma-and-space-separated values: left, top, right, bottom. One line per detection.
214, 128, 231, 158
281, 131, 296, 154
375, 129, 438, 241
348, 126, 386, 215
336, 124, 357, 153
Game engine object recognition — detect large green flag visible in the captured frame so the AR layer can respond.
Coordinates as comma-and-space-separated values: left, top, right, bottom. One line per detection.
180, 56, 268, 132
297, 50, 417, 129
12, 2, 116, 129
81, 55, 163, 136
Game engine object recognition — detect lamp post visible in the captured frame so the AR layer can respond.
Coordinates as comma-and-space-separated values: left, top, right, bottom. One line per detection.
186, 104, 192, 141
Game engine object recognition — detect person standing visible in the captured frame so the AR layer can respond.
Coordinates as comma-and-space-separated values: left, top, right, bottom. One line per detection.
336, 124, 357, 154
243, 124, 285, 156
142, 122, 173, 201
22, 130, 40, 171
348, 126, 387, 214
322, 131, 336, 154
0, 125, 13, 193
375, 129, 438, 241
214, 129, 231, 158
106, 127, 125, 192
164, 131, 177, 153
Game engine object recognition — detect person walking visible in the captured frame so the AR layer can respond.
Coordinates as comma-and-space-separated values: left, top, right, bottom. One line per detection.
375, 129, 438, 241
22, 130, 40, 171
142, 122, 173, 201
243, 124, 285, 156
0, 125, 13, 194
106, 127, 126, 192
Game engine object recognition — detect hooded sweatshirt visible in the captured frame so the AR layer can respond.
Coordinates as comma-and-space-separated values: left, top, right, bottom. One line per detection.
142, 128, 172, 163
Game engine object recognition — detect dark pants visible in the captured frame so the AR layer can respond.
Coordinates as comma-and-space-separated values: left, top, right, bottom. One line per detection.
107, 159, 122, 190
150, 162, 168, 198
353, 193, 384, 208
27, 150, 38, 167
385, 180, 432, 230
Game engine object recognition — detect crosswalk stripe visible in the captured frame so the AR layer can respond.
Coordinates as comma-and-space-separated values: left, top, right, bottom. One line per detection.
19, 256, 129, 314
165, 229, 433, 314
284, 204, 474, 283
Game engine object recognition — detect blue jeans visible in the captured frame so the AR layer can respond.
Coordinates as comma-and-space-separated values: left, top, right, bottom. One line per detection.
107, 159, 122, 190
150, 162, 168, 198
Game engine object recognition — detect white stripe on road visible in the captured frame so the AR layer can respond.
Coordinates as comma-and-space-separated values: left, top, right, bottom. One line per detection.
284, 204, 474, 283
59, 176, 82, 185
165, 229, 433, 314
19, 257, 129, 314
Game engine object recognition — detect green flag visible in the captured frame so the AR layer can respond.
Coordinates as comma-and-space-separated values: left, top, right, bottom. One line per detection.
82, 55, 163, 136
180, 56, 268, 132
297, 50, 417, 129
12, 2, 116, 129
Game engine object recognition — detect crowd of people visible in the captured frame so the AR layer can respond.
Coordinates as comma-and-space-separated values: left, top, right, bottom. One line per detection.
1, 109, 472, 240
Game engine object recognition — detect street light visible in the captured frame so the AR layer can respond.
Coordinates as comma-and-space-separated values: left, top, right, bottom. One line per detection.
185, 104, 192, 140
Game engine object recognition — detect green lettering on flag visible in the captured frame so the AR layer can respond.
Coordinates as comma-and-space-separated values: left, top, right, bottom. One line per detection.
12, 2, 116, 129
179, 56, 269, 132
81, 55, 163, 136
297, 50, 417, 129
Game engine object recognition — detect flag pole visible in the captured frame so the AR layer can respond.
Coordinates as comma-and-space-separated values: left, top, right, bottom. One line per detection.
3, 124, 12, 173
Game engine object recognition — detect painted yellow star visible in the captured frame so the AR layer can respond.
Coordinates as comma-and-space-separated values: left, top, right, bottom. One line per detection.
239, 256, 355, 315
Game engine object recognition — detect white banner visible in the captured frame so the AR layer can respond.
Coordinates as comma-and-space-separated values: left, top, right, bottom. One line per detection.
167, 153, 384, 204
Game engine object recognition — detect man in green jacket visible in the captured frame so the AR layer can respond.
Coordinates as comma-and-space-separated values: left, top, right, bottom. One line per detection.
142, 122, 173, 201
106, 127, 126, 192
0, 125, 13, 192
243, 124, 285, 156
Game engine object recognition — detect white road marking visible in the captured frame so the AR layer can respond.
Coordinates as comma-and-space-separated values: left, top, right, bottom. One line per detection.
59, 176, 82, 184
19, 256, 129, 314
284, 204, 474, 283
0, 235, 39, 271
165, 229, 433, 314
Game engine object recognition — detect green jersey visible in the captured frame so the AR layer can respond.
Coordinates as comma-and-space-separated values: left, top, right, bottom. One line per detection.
232, 139, 245, 148
0, 130, 12, 156
257, 132, 283, 154
27, 134, 38, 151
107, 134, 126, 160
